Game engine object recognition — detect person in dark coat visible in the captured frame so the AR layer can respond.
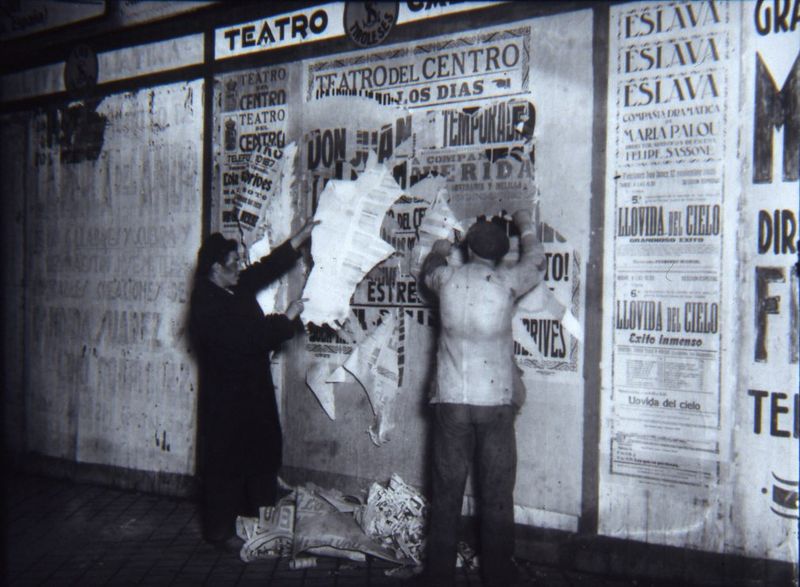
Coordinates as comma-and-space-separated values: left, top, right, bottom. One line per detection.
189, 219, 317, 548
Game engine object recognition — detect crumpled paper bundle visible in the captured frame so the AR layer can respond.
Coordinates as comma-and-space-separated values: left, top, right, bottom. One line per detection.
235, 479, 427, 568
357, 474, 428, 564
236, 500, 295, 562
293, 485, 402, 564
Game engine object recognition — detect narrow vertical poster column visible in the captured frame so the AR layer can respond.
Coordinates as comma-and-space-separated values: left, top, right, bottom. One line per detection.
601, 0, 741, 551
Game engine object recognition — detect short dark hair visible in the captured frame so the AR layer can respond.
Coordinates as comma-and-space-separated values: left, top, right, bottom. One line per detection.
196, 233, 237, 278
466, 220, 509, 262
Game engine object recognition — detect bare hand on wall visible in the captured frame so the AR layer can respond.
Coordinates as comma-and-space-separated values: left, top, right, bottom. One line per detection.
290, 218, 321, 249
286, 297, 308, 320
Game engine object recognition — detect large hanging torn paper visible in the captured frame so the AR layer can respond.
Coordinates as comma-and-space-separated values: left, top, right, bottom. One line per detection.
301, 152, 403, 327
513, 284, 583, 354
341, 311, 401, 446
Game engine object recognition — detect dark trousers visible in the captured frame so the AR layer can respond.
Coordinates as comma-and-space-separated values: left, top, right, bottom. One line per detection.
202, 472, 278, 543
426, 403, 517, 586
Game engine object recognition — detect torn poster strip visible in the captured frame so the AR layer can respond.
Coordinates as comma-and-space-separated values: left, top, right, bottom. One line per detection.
243, 142, 298, 314
342, 311, 401, 446
301, 152, 402, 327
305, 359, 340, 420
246, 142, 298, 255
235, 142, 294, 252
514, 284, 583, 349
409, 187, 466, 276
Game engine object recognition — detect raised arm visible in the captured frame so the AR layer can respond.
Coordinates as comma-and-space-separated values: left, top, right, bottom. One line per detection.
509, 209, 546, 297
289, 217, 319, 250
237, 218, 319, 292
191, 296, 295, 356
421, 239, 452, 293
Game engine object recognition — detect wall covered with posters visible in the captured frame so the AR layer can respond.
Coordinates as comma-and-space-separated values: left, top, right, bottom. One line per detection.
211, 6, 594, 532
600, 0, 798, 562
1, 0, 797, 569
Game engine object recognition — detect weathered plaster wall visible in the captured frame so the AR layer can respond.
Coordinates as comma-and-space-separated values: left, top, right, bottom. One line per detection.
19, 81, 203, 476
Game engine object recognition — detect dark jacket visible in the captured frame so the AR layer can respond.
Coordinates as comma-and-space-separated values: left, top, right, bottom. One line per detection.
189, 241, 300, 476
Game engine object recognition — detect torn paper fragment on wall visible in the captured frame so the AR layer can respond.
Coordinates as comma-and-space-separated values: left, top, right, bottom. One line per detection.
342, 310, 401, 446
305, 359, 340, 420
514, 284, 583, 349
304, 311, 403, 445
304, 318, 367, 420
245, 142, 298, 314
409, 186, 466, 277
301, 152, 402, 327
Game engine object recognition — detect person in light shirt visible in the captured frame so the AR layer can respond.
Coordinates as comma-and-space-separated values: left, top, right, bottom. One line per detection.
420, 209, 545, 587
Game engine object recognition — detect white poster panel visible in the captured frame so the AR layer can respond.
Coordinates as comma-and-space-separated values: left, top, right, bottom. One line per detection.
216, 65, 294, 242
600, 0, 741, 552
729, 0, 799, 563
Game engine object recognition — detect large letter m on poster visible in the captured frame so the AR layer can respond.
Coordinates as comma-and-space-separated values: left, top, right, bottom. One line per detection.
753, 52, 800, 183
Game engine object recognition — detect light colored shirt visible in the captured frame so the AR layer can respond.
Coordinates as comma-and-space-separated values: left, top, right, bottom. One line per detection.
424, 228, 543, 405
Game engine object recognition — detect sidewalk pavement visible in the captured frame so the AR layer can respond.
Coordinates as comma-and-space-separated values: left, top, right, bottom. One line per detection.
0, 471, 768, 586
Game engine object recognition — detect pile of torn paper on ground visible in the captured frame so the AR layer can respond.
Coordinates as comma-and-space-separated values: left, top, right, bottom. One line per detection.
235, 474, 428, 573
